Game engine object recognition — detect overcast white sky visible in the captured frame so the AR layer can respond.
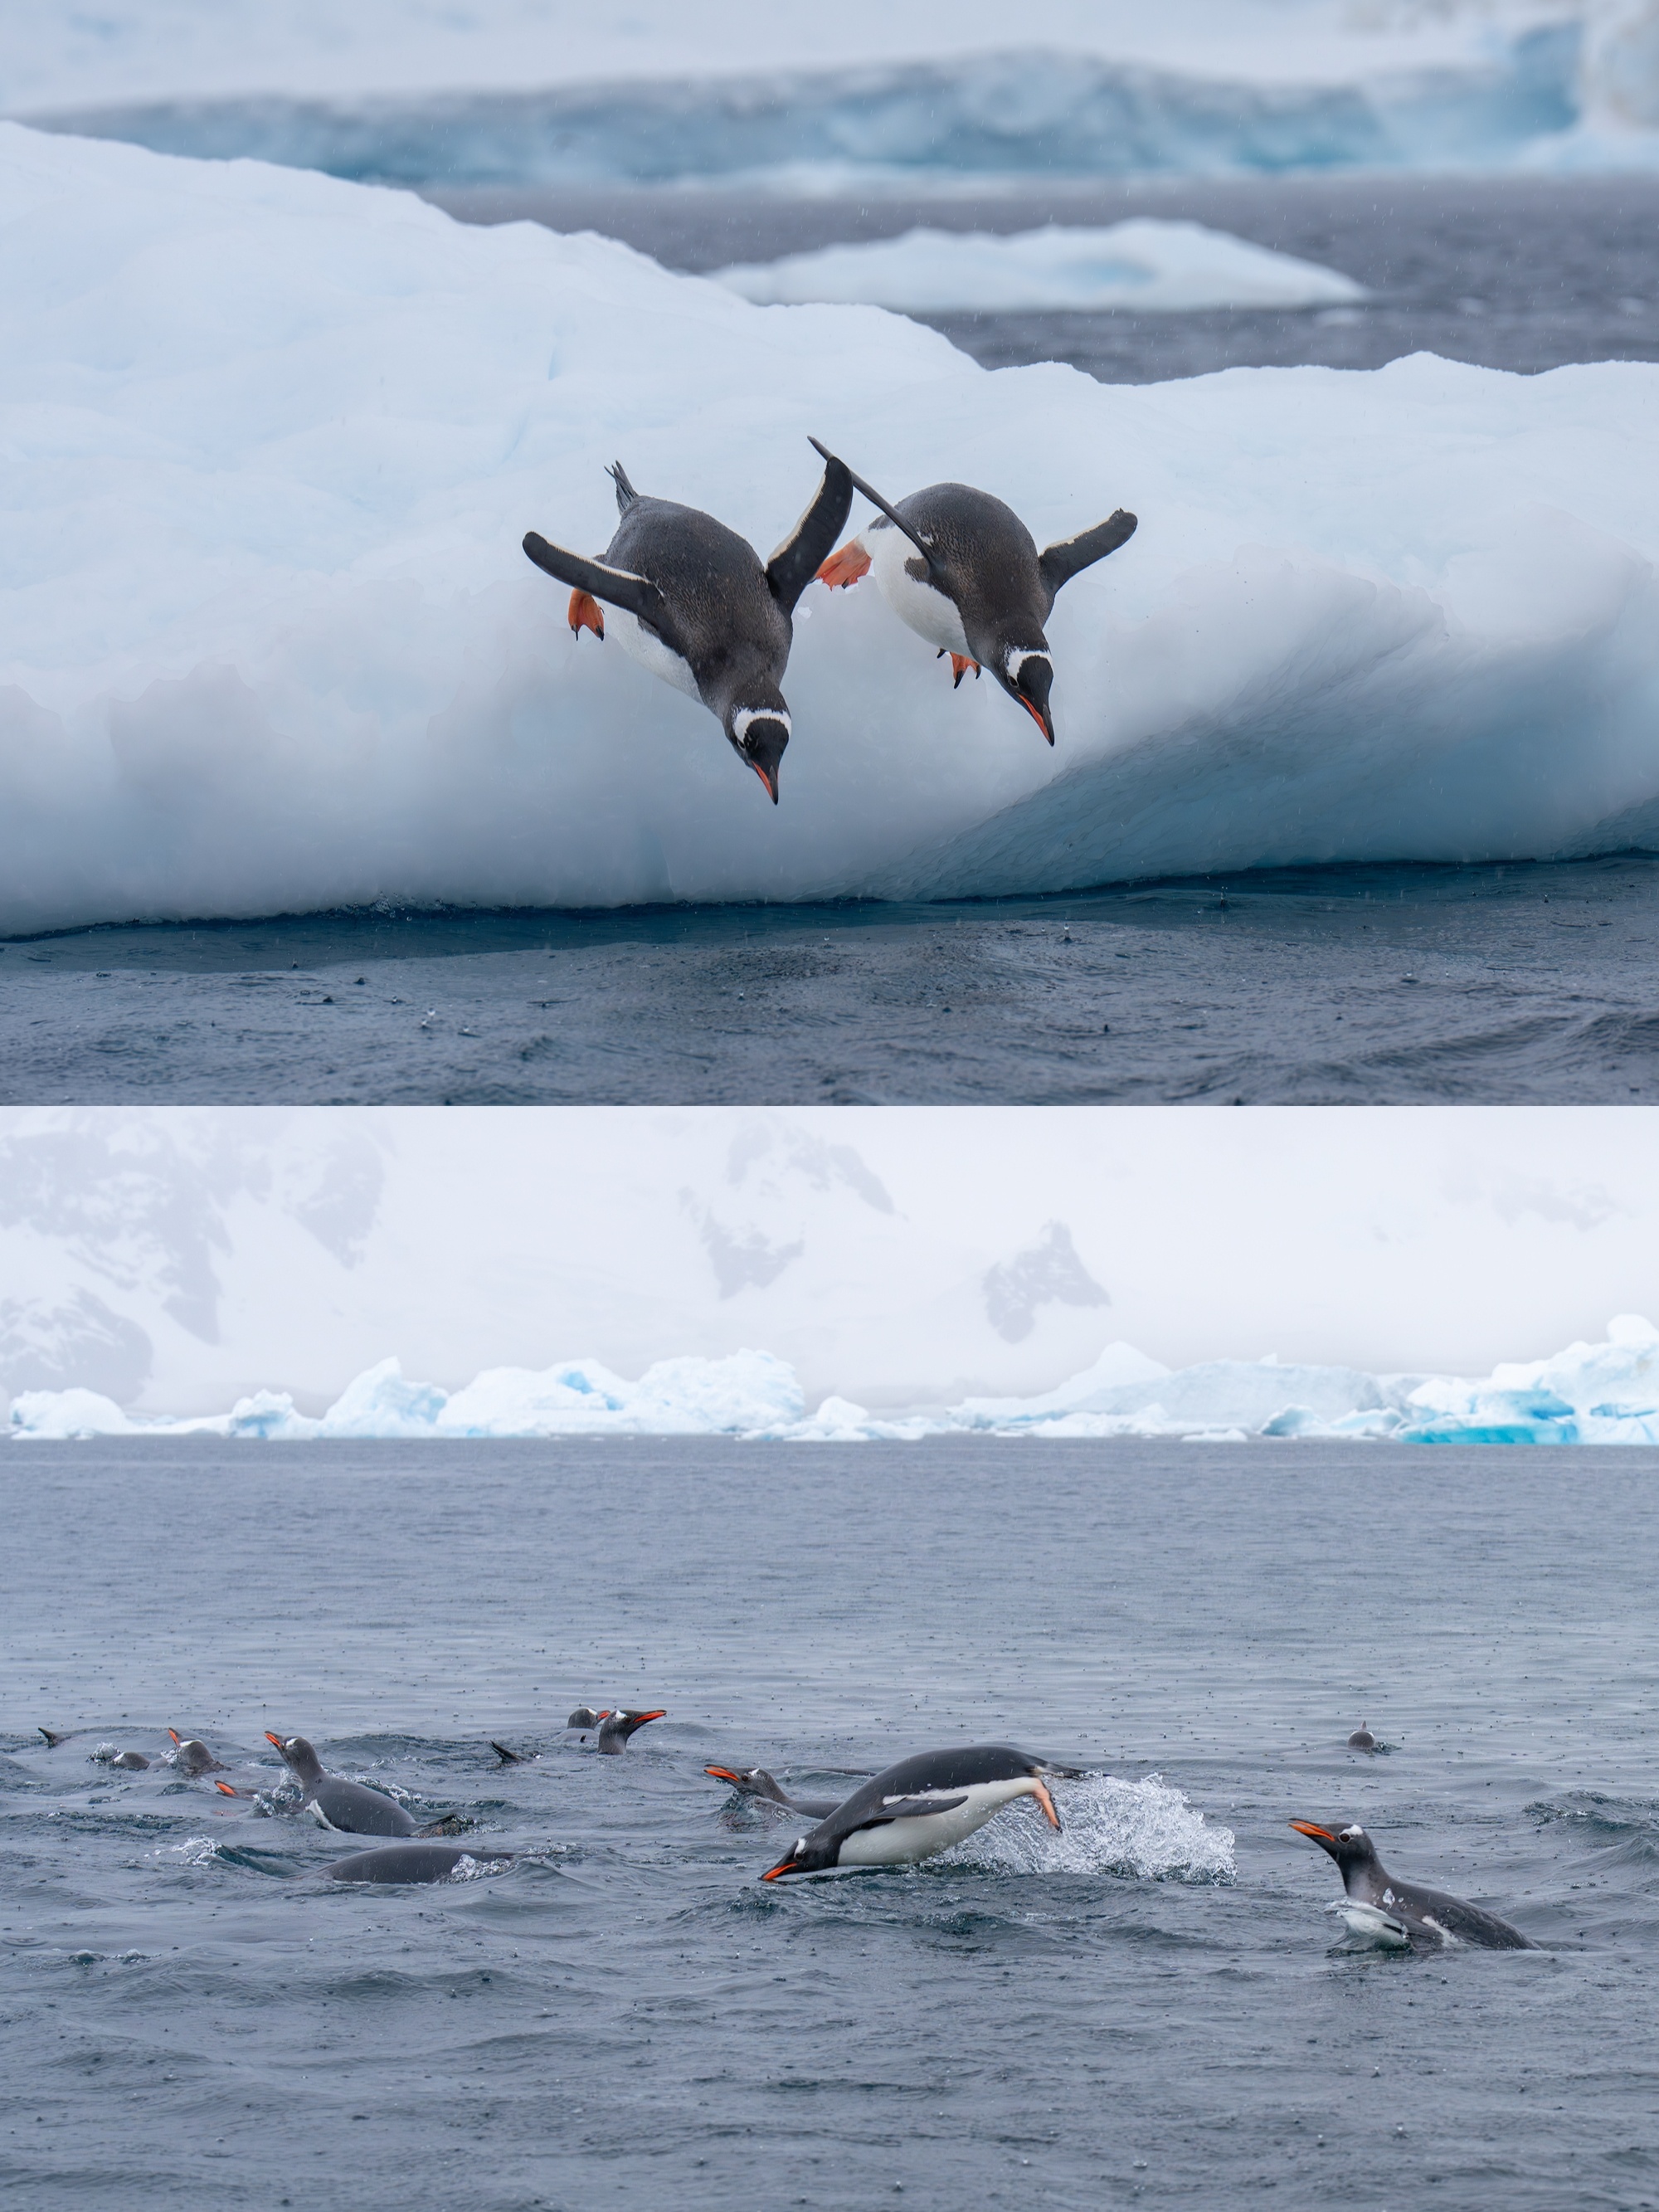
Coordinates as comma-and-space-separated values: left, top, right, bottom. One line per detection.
1, 1105, 1653, 1414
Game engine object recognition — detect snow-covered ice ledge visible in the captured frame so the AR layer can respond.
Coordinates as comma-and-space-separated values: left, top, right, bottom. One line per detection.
12, 1318, 1659, 1447
4, 124, 1659, 935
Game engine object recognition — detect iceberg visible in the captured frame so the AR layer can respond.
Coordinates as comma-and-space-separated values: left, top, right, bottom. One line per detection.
713, 222, 1366, 314
5, 124, 1659, 936
13, 1319, 1659, 1447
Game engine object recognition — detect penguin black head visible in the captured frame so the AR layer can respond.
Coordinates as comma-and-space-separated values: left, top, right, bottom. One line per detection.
595, 1708, 667, 1754
995, 645, 1054, 745
726, 706, 790, 805
1290, 1819, 1379, 1874
266, 1732, 325, 1785
567, 1707, 610, 1730
761, 1831, 836, 1881
168, 1730, 220, 1776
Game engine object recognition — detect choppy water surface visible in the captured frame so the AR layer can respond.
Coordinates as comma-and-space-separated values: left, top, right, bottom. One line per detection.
3, 1437, 1657, 2209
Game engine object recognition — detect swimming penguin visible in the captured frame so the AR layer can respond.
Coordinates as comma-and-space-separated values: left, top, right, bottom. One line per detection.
522, 440, 853, 804
761, 1745, 1063, 1879
1347, 1722, 1379, 1753
90, 1743, 149, 1770
1290, 1820, 1536, 1950
168, 1729, 226, 1776
815, 454, 1136, 745
704, 1765, 844, 1818
596, 1709, 665, 1755
324, 1841, 514, 1886
262, 1732, 429, 1837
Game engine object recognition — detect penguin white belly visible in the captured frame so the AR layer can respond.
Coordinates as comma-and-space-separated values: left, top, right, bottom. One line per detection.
867, 525, 971, 657
1330, 1899, 1412, 1947
606, 605, 701, 702
835, 1777, 1031, 1868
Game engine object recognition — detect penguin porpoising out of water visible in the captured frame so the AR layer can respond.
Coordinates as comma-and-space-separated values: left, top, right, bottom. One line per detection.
1290, 1820, 1537, 1950
521, 441, 854, 804
815, 456, 1136, 745
761, 1745, 1064, 1879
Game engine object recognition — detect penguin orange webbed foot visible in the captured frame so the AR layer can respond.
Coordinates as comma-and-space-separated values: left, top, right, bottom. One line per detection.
947, 654, 980, 687
815, 540, 870, 590
567, 588, 604, 640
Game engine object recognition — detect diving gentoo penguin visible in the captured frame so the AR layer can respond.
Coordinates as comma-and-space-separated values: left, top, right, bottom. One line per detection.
704, 1765, 844, 1818
168, 1729, 226, 1776
761, 1745, 1063, 1879
262, 1732, 423, 1837
1347, 1722, 1379, 1753
521, 440, 853, 804
324, 1841, 514, 1885
1290, 1820, 1536, 1950
815, 456, 1136, 745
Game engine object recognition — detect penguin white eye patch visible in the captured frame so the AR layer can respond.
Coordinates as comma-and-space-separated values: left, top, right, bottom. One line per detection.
1004, 649, 1051, 680
732, 707, 791, 743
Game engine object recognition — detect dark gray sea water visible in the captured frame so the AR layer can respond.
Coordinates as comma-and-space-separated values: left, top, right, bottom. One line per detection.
8, 856, 1659, 1104
3, 1437, 1657, 2210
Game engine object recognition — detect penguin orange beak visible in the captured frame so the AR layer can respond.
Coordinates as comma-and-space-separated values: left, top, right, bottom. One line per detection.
265, 1732, 285, 1749
214, 1781, 241, 1797
168, 1728, 182, 1747
752, 761, 780, 804
705, 1765, 746, 1786
1030, 1779, 1063, 1830
1018, 694, 1055, 745
1289, 1820, 1338, 1843
632, 1711, 667, 1727
761, 1855, 797, 1882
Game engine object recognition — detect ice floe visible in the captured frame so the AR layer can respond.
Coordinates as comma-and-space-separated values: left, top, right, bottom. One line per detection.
4, 124, 1659, 935
12, 1318, 1659, 1446
713, 222, 1365, 314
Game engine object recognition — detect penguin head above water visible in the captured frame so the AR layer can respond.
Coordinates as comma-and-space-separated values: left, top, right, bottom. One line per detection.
265, 1732, 326, 1786
1290, 1819, 1383, 1887
722, 700, 790, 806
992, 642, 1054, 745
567, 1708, 610, 1731
595, 1708, 667, 1754
168, 1730, 222, 1776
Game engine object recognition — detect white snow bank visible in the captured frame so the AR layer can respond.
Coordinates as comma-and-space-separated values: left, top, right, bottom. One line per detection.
14, 1319, 1659, 1446
5, 127, 1659, 933
946, 1771, 1235, 1883
713, 222, 1365, 314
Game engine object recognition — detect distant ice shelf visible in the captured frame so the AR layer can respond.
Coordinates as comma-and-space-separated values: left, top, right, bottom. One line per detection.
712, 222, 1366, 314
12, 1317, 1659, 1446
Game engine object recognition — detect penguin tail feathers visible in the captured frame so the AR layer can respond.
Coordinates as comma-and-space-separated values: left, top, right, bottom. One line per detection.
37, 1727, 71, 1748
1039, 509, 1136, 602
606, 460, 640, 509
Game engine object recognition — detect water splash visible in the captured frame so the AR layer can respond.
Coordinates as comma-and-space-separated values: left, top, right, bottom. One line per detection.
945, 1773, 1235, 1884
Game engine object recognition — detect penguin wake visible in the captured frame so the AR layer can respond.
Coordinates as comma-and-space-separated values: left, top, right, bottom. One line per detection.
4, 123, 1659, 933
943, 1773, 1236, 1884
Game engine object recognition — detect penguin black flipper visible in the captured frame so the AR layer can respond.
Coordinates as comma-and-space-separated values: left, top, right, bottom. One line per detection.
810, 436, 937, 575
849, 1792, 972, 1832
1038, 509, 1137, 602
521, 532, 685, 654
764, 443, 854, 615
37, 1727, 73, 1748
490, 1742, 524, 1765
